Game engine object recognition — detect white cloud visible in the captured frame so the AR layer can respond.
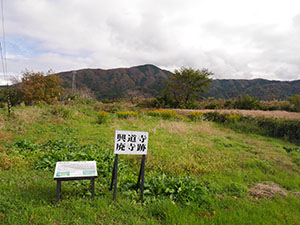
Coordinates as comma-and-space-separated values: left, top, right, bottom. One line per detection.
0, 0, 300, 85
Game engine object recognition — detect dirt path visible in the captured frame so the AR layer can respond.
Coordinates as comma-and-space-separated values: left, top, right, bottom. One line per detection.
174, 109, 300, 120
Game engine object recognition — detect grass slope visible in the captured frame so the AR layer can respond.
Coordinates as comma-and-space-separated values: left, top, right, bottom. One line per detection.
0, 102, 299, 224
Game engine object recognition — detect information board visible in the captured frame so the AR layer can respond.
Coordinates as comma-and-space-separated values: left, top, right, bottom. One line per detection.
114, 130, 148, 155
54, 161, 98, 179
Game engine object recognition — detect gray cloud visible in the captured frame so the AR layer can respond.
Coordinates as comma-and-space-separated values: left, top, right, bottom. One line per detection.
1, 0, 300, 84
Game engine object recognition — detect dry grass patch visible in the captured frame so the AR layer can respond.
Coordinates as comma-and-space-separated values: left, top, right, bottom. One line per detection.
175, 109, 300, 120
189, 122, 229, 136
293, 192, 300, 198
14, 107, 45, 123
0, 152, 27, 170
159, 120, 189, 135
249, 181, 287, 199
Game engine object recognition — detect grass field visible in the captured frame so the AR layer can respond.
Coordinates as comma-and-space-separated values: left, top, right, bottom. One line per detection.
0, 102, 299, 224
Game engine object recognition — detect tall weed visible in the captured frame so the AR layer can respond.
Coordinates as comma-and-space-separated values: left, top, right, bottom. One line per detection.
97, 111, 110, 124
50, 105, 73, 119
116, 111, 138, 119
147, 110, 177, 120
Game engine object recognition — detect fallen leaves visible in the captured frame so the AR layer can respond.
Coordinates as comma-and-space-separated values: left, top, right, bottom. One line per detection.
197, 211, 217, 220
30, 215, 37, 221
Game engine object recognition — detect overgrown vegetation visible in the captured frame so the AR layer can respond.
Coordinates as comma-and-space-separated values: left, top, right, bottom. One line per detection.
0, 101, 299, 224
97, 111, 110, 124
140, 94, 300, 112
203, 111, 300, 143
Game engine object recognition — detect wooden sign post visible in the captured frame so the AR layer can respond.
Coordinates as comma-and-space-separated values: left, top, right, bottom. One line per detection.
110, 130, 148, 201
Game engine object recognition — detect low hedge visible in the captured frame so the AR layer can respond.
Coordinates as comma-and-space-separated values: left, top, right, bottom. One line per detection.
203, 111, 300, 143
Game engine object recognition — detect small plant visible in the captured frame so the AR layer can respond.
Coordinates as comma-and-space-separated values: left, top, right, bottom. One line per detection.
175, 114, 188, 121
226, 114, 241, 123
116, 111, 138, 119
50, 105, 73, 119
188, 112, 203, 121
97, 111, 109, 124
147, 110, 176, 120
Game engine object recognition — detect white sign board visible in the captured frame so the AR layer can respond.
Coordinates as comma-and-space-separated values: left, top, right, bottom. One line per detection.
114, 130, 148, 155
54, 161, 98, 178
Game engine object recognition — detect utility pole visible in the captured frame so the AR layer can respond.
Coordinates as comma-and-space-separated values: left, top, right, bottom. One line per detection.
72, 71, 76, 95
6, 86, 11, 117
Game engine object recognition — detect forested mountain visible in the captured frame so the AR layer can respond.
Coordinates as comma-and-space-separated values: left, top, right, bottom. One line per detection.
57, 64, 169, 100
57, 65, 300, 100
204, 79, 300, 100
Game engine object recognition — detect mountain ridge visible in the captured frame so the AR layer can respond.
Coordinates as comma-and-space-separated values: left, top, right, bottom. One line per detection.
56, 64, 300, 100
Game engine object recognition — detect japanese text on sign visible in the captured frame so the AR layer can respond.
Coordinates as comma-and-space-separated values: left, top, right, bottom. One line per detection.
114, 130, 148, 155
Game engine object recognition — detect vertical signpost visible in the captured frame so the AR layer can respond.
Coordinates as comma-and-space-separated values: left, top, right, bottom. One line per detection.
110, 130, 148, 201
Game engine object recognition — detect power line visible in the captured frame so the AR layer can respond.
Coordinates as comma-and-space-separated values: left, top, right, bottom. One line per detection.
1, 0, 7, 77
0, 0, 11, 118
0, 42, 5, 81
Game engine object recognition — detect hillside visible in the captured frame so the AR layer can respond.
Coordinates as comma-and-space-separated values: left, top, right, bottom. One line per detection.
57, 65, 300, 100
204, 79, 300, 100
57, 64, 170, 100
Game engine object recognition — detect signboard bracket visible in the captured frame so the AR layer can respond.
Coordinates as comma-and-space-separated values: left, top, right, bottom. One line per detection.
53, 161, 98, 202
109, 154, 119, 200
136, 155, 146, 201
110, 154, 146, 201
55, 177, 96, 202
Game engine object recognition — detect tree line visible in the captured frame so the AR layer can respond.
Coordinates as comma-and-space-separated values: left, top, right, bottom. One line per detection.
1, 67, 300, 112
0, 70, 63, 107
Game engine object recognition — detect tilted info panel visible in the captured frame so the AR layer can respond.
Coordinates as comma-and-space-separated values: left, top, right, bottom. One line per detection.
114, 130, 148, 155
54, 161, 98, 178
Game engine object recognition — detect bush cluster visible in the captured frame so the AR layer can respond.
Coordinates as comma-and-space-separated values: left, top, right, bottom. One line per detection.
137, 94, 298, 112
97, 111, 109, 124
50, 105, 74, 119
146, 110, 177, 120
188, 112, 203, 121
116, 111, 138, 119
203, 111, 300, 143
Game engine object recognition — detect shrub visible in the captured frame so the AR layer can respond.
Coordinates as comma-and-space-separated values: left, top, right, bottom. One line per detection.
233, 94, 260, 110
50, 105, 73, 119
188, 112, 203, 121
116, 111, 138, 119
175, 114, 189, 121
288, 94, 300, 112
226, 114, 241, 123
97, 111, 109, 124
135, 98, 157, 108
203, 111, 300, 143
147, 110, 177, 120
147, 110, 162, 117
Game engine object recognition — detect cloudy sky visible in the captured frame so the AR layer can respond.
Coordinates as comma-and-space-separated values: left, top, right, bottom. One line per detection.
1, 0, 300, 84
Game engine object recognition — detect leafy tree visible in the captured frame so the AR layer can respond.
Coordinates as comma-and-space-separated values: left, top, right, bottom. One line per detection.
18, 70, 63, 105
163, 67, 213, 108
288, 94, 300, 112
0, 87, 23, 107
233, 94, 260, 110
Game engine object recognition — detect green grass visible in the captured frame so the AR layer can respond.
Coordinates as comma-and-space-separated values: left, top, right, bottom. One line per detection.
0, 103, 299, 224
